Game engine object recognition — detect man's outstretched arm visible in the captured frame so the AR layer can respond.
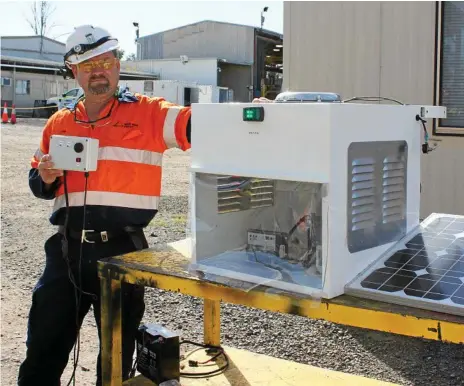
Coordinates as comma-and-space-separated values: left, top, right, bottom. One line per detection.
154, 98, 192, 151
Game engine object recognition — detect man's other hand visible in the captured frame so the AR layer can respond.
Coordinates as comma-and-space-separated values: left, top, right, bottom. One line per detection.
38, 154, 63, 184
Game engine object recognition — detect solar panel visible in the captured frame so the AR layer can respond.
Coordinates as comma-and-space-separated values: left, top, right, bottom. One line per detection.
346, 213, 464, 316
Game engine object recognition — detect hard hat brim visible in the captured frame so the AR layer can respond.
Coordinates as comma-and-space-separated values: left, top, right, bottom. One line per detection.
65, 40, 120, 66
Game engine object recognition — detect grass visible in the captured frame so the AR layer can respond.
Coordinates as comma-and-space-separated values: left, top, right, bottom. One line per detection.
151, 214, 187, 228
172, 214, 187, 224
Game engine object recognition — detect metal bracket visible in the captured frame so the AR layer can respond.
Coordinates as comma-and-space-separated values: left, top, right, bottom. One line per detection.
420, 106, 447, 119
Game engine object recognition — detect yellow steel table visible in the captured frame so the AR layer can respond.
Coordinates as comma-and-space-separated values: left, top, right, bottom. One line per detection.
97, 243, 464, 386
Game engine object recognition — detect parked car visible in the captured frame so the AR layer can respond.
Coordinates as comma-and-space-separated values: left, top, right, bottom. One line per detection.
46, 87, 84, 116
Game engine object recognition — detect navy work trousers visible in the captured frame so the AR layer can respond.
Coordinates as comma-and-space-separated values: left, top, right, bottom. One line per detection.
17, 230, 147, 386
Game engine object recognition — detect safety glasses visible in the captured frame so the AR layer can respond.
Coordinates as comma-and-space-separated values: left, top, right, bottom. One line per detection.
77, 57, 118, 73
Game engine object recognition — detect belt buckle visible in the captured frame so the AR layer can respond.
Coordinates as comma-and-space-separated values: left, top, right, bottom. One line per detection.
81, 229, 96, 243
81, 230, 109, 243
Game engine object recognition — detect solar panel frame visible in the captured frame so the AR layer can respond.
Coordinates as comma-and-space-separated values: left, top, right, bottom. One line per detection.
345, 213, 464, 316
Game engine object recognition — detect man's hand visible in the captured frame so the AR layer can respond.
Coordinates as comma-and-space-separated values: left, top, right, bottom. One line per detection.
252, 97, 273, 103
38, 154, 63, 185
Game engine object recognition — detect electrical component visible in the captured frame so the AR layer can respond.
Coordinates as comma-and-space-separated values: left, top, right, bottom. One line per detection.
243, 106, 264, 122
49, 134, 99, 172
135, 323, 180, 384
246, 213, 321, 269
419, 106, 447, 119
247, 229, 289, 257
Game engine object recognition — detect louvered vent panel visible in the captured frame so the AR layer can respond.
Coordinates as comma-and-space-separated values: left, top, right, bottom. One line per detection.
217, 176, 274, 214
382, 156, 406, 224
351, 158, 376, 231
347, 140, 408, 253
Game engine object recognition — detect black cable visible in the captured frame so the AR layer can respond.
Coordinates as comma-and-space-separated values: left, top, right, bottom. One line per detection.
415, 114, 436, 154
61, 171, 79, 386
178, 340, 229, 378
63, 171, 95, 386
287, 214, 311, 255
130, 337, 228, 380
287, 215, 308, 239
342, 96, 405, 105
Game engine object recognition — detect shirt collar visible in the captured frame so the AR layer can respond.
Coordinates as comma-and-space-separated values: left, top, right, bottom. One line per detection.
64, 86, 139, 111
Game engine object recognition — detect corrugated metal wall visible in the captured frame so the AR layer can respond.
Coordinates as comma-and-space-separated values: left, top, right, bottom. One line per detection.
121, 58, 218, 85
139, 21, 255, 64
284, 1, 464, 217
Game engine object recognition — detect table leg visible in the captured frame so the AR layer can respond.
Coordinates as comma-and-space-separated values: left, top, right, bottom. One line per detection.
101, 274, 123, 386
204, 299, 221, 346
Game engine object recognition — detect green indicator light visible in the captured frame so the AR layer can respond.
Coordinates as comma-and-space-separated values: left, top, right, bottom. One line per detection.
243, 106, 265, 122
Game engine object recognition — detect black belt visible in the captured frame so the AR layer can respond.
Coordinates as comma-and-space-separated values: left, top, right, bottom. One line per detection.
58, 226, 142, 243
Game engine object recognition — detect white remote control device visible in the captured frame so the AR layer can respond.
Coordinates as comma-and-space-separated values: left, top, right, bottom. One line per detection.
49, 135, 99, 172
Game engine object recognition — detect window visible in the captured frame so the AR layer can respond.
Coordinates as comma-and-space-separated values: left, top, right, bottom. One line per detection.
49, 82, 57, 96
144, 80, 154, 92
1, 77, 11, 86
64, 88, 79, 97
15, 80, 30, 95
436, 2, 464, 135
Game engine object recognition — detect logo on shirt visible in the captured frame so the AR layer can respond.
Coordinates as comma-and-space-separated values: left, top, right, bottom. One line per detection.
113, 121, 139, 128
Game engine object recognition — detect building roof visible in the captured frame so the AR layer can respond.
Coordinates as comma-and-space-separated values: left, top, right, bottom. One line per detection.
121, 56, 252, 66
1, 35, 66, 62
1, 54, 159, 79
1, 54, 63, 68
139, 19, 283, 40
1, 35, 65, 46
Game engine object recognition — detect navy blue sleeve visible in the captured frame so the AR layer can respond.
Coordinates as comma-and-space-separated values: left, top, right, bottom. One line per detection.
28, 168, 59, 200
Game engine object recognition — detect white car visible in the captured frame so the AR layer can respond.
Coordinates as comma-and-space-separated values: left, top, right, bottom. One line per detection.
46, 88, 84, 115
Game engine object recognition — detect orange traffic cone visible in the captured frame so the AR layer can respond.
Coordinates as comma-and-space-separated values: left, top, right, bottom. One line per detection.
10, 104, 16, 124
1, 103, 8, 123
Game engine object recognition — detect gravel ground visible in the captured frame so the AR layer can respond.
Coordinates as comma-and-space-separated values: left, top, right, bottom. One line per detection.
2, 118, 464, 386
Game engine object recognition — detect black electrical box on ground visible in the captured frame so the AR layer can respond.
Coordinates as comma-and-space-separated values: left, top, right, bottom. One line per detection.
136, 323, 180, 384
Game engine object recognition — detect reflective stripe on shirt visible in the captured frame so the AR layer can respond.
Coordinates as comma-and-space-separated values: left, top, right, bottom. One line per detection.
54, 191, 160, 211
98, 146, 162, 166
163, 106, 183, 148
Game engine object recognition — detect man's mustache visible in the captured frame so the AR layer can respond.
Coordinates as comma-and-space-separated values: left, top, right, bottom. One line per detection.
89, 75, 108, 82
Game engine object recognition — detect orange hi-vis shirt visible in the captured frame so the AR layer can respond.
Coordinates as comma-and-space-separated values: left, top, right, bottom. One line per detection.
29, 88, 191, 231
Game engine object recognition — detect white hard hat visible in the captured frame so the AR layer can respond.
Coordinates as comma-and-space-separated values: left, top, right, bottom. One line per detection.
64, 25, 119, 66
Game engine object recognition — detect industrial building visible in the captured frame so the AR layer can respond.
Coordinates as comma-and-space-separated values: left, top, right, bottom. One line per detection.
1, 20, 276, 114
131, 20, 283, 101
0, 35, 158, 116
1, 36, 75, 114
284, 1, 464, 219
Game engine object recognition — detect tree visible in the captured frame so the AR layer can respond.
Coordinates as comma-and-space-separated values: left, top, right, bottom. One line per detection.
116, 49, 125, 60
125, 53, 136, 61
26, 1, 57, 55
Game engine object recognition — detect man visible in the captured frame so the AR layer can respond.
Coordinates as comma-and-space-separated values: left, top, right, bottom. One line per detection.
18, 25, 191, 386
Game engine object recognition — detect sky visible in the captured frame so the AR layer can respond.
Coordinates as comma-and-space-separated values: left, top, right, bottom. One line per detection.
0, 0, 283, 58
